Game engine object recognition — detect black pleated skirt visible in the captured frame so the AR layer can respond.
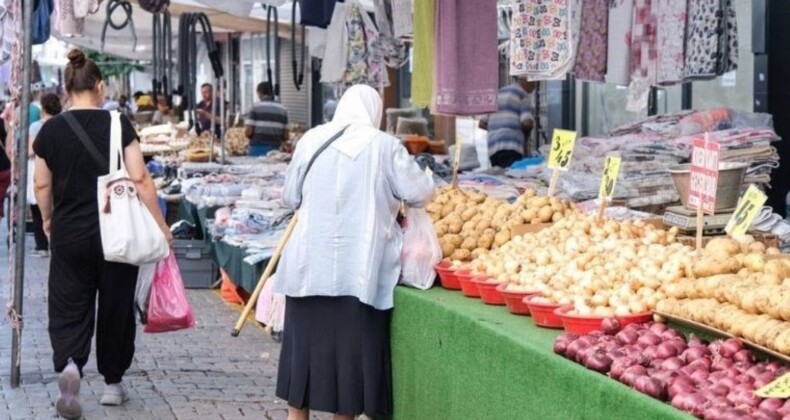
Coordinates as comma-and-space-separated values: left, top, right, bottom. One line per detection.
276, 296, 393, 416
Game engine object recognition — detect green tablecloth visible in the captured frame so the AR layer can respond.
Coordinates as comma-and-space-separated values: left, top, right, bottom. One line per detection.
178, 200, 220, 240
391, 287, 692, 420
212, 239, 266, 293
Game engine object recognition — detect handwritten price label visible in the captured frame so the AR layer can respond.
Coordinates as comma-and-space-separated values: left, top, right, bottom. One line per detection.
688, 137, 720, 215
547, 129, 577, 171
725, 185, 767, 236
598, 156, 621, 200
755, 372, 790, 398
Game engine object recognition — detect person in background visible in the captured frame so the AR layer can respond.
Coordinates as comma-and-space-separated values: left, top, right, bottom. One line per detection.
33, 49, 173, 419
274, 85, 434, 420
479, 76, 536, 168
29, 87, 42, 124
151, 97, 171, 125
196, 83, 222, 137
244, 82, 288, 156
27, 93, 62, 258
134, 92, 155, 112
117, 95, 134, 117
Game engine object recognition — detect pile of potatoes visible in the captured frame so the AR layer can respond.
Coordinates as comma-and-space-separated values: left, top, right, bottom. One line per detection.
426, 186, 576, 261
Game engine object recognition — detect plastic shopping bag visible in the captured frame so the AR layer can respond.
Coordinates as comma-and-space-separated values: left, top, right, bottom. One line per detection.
255, 274, 286, 336
144, 252, 196, 333
400, 207, 441, 289
135, 263, 156, 324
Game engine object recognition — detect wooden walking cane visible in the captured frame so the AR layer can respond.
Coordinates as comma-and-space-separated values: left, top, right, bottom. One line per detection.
231, 212, 299, 337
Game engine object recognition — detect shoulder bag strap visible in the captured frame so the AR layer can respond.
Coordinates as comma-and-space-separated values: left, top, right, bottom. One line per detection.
297, 125, 350, 206
62, 111, 109, 173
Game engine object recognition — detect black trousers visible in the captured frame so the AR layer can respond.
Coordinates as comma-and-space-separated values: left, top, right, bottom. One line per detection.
48, 235, 139, 384
29, 205, 48, 251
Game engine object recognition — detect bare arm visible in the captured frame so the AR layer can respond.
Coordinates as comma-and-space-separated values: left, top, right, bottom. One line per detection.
123, 140, 174, 245
33, 156, 53, 235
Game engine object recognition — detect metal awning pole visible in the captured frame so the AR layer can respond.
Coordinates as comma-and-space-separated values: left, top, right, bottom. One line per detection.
219, 76, 225, 164
11, 0, 34, 388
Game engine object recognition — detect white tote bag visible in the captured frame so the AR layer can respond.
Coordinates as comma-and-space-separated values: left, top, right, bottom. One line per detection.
97, 111, 169, 265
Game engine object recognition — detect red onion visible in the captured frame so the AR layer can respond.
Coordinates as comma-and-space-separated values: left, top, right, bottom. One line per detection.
615, 330, 639, 345
688, 357, 712, 372
671, 392, 706, 416
624, 322, 642, 332
690, 368, 709, 383
720, 339, 745, 358
760, 398, 785, 411
554, 340, 568, 355
650, 369, 677, 386
720, 408, 752, 420
753, 410, 781, 420
736, 374, 755, 385
682, 346, 711, 363
565, 340, 588, 360
722, 367, 740, 380
643, 346, 658, 360
660, 357, 684, 372
712, 357, 734, 371
584, 353, 613, 374
667, 376, 695, 399
704, 406, 728, 420
650, 322, 668, 334
577, 346, 598, 364
656, 342, 679, 359
662, 329, 684, 341
680, 365, 698, 377
778, 400, 790, 416
746, 365, 767, 379
754, 372, 776, 388
607, 348, 626, 360
634, 376, 666, 400
609, 357, 635, 380
637, 333, 662, 347
727, 389, 761, 408
620, 371, 641, 387
688, 334, 707, 348
601, 317, 620, 335
733, 349, 755, 364
668, 338, 688, 354
765, 361, 783, 373
708, 383, 729, 397
707, 396, 733, 409
578, 335, 598, 346
709, 341, 723, 356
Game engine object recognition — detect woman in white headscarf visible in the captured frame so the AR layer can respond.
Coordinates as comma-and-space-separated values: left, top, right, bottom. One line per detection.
274, 85, 434, 420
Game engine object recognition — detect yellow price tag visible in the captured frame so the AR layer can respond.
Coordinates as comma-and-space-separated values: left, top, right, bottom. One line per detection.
755, 372, 790, 398
725, 185, 768, 236
547, 129, 577, 171
598, 156, 621, 200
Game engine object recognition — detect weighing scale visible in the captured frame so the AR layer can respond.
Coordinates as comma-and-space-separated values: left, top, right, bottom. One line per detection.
662, 206, 735, 235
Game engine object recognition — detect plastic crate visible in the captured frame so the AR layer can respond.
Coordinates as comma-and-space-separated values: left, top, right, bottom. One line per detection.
173, 240, 215, 289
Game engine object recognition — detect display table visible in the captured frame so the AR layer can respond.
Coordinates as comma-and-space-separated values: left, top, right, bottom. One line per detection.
212, 240, 268, 293
178, 200, 220, 240
391, 287, 691, 420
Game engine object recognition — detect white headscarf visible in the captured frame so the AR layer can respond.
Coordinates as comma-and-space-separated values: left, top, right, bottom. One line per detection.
327, 85, 385, 159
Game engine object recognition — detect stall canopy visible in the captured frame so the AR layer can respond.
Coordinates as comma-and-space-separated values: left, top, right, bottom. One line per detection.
53, 0, 306, 61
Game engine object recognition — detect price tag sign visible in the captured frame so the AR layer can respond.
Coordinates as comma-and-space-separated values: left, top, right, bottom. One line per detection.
547, 129, 577, 171
755, 372, 790, 398
725, 185, 768, 236
598, 156, 622, 200
688, 137, 720, 215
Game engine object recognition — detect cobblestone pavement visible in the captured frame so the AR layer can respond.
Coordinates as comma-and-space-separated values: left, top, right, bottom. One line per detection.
0, 236, 331, 420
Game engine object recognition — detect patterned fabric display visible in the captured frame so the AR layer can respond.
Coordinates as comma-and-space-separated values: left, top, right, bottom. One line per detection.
509, 0, 573, 79
572, 0, 608, 82
605, 0, 635, 86
341, 2, 389, 90
626, 0, 657, 112
655, 0, 686, 85
684, 0, 722, 80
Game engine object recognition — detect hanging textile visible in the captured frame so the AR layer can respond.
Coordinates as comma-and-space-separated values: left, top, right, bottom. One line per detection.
719, 0, 738, 75
32, 0, 53, 45
655, 0, 686, 86
684, 0, 723, 80
299, 0, 339, 29
391, 0, 411, 38
605, 0, 635, 86
307, 27, 327, 59
55, 0, 85, 37
410, 0, 434, 108
572, 0, 608, 83
73, 0, 101, 19
626, 0, 657, 112
433, 0, 498, 115
341, 1, 389, 89
373, 0, 407, 67
509, 0, 577, 80
320, 2, 349, 83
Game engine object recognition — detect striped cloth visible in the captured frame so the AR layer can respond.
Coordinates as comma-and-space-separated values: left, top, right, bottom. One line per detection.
244, 100, 288, 147
486, 83, 533, 156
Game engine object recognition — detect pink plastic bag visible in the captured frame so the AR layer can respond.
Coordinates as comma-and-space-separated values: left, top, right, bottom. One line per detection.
144, 252, 196, 333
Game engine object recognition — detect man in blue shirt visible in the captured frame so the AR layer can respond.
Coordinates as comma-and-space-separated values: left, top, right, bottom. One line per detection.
479, 77, 536, 168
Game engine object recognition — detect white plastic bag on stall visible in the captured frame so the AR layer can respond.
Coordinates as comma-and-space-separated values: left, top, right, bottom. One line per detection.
134, 263, 157, 324
400, 207, 441, 289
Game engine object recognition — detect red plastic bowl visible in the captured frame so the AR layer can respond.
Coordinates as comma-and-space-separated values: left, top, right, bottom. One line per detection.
497, 284, 539, 315
456, 270, 481, 298
555, 306, 606, 335
472, 278, 505, 305
524, 295, 563, 329
434, 261, 461, 290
